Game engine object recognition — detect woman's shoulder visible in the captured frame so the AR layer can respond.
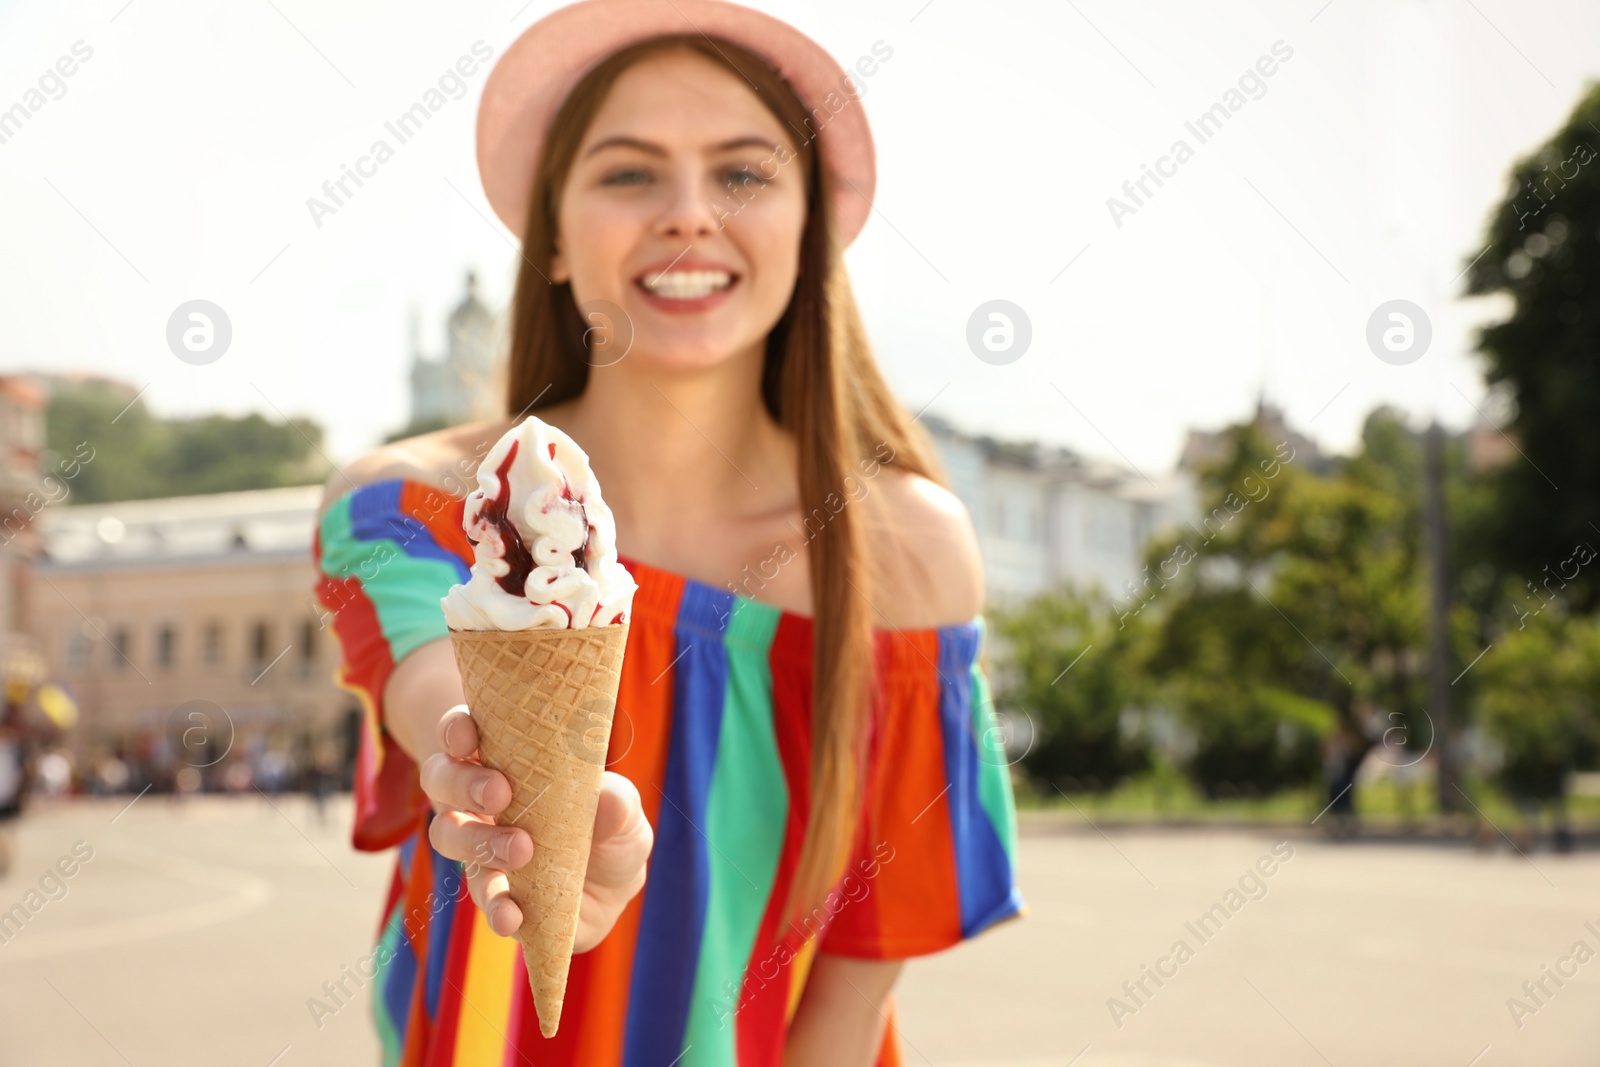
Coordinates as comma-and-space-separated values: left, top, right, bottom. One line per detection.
866, 466, 985, 630
315, 418, 514, 524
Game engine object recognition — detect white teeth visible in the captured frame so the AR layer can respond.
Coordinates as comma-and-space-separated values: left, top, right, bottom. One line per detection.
640, 270, 733, 299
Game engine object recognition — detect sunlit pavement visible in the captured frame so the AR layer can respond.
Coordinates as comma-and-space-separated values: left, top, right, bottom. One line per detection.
2, 796, 1595, 1066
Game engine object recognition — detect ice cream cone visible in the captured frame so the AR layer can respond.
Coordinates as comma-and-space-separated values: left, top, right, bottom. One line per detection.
447, 622, 630, 1039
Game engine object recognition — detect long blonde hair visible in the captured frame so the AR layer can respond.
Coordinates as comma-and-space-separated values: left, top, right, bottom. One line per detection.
502, 33, 943, 933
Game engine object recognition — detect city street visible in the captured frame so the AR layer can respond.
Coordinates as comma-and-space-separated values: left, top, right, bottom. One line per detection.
1, 796, 1595, 1066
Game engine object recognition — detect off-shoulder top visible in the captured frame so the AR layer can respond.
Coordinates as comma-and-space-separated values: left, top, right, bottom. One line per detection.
311, 477, 1026, 1067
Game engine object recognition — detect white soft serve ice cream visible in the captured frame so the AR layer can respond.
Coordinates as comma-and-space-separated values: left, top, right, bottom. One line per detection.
441, 416, 635, 630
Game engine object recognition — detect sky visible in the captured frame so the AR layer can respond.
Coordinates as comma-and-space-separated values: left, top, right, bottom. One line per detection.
1, 0, 1595, 472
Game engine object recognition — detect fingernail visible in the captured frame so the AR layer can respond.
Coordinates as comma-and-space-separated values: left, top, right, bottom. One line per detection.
470, 776, 487, 809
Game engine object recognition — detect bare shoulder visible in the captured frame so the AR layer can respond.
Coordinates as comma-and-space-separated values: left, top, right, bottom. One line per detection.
315, 418, 513, 523
865, 467, 984, 629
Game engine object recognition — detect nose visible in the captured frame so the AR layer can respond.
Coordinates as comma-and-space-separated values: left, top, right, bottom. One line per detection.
654, 162, 720, 240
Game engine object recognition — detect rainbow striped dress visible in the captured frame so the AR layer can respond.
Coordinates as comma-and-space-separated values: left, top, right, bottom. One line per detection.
312, 477, 1027, 1066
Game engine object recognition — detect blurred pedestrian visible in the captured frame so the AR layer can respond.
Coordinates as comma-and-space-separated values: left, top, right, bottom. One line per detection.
33, 749, 71, 799
222, 758, 253, 795
1321, 720, 1360, 837
0, 708, 24, 877
174, 765, 202, 800
94, 752, 130, 796
308, 739, 338, 827
256, 748, 291, 794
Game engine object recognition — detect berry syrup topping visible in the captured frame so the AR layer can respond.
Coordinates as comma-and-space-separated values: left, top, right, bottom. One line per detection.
551, 441, 592, 571
480, 440, 535, 597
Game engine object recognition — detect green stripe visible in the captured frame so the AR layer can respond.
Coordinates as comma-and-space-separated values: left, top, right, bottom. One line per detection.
371, 907, 405, 1065
969, 620, 1019, 866
318, 494, 462, 661
683, 597, 785, 1063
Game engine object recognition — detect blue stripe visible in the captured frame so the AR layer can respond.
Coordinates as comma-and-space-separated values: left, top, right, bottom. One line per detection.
372, 907, 408, 1065
381, 909, 419, 1041
936, 623, 1019, 936
346, 479, 470, 575
379, 831, 423, 1039
423, 842, 463, 1018
622, 580, 733, 1065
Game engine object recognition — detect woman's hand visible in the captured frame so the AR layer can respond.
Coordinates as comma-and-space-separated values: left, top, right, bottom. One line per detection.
419, 704, 653, 953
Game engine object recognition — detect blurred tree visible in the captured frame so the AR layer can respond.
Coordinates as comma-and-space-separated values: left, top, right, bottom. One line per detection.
1464, 82, 1600, 610
1180, 683, 1336, 799
1475, 612, 1600, 802
1142, 414, 1437, 796
45, 380, 329, 504
991, 586, 1151, 794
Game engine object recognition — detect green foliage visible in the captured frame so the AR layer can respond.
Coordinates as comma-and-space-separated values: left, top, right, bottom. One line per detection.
991, 586, 1151, 793
1142, 415, 1426, 794
1475, 613, 1600, 799
45, 380, 329, 504
1465, 81, 1600, 610
991, 379, 1600, 807
1178, 683, 1337, 799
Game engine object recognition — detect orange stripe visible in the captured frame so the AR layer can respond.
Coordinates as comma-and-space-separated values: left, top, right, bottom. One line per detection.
398, 480, 473, 563
875, 996, 904, 1067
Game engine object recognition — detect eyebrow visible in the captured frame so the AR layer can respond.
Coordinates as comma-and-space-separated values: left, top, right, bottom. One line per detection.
583, 135, 782, 158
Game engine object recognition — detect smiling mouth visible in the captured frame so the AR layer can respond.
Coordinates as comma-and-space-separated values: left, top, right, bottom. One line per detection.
636, 269, 737, 300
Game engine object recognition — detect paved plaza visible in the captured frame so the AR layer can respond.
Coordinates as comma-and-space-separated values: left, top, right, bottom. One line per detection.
1, 795, 1595, 1066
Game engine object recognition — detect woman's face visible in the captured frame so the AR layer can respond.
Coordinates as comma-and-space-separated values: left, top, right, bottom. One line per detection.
551, 48, 808, 372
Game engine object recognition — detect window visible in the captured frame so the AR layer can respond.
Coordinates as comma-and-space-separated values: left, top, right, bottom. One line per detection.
203, 622, 224, 665
65, 630, 89, 674
298, 618, 317, 678
251, 620, 271, 667
109, 626, 131, 670
156, 624, 176, 669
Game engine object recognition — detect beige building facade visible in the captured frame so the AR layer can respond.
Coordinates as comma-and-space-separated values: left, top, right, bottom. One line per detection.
0, 376, 51, 705
32, 485, 358, 773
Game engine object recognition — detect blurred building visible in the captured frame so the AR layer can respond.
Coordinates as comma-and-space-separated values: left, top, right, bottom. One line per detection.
0, 376, 49, 699
925, 416, 1197, 607
408, 271, 501, 428
31, 485, 357, 769
1179, 397, 1330, 474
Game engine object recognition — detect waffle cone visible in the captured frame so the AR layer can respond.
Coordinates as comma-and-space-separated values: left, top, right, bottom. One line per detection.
447, 622, 630, 1039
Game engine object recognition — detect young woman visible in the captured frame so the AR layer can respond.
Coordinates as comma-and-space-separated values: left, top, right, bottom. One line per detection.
312, 2, 1025, 1063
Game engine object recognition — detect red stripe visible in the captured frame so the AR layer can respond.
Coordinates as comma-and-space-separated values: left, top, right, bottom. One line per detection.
399, 843, 437, 1067
424, 888, 476, 1066
506, 939, 595, 1061
735, 612, 814, 1066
